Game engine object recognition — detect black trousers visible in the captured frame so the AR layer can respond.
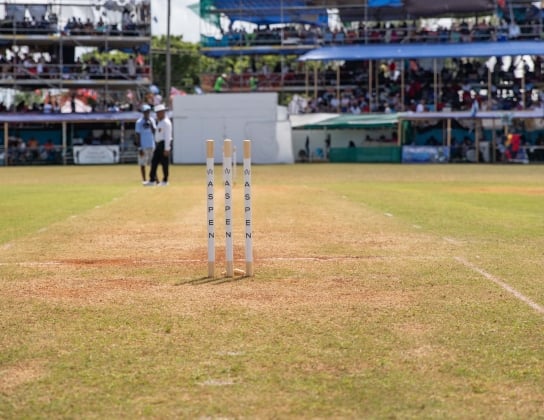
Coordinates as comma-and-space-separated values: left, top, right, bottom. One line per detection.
149, 141, 169, 182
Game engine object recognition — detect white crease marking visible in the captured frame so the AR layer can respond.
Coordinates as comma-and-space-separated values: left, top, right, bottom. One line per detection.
455, 257, 544, 316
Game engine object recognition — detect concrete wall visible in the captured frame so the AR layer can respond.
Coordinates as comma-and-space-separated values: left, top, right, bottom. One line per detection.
172, 93, 294, 164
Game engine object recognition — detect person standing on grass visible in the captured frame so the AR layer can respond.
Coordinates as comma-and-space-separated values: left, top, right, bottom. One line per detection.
145, 103, 172, 186
135, 104, 156, 184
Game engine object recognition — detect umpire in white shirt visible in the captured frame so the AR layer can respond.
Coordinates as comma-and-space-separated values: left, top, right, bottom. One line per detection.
146, 103, 173, 186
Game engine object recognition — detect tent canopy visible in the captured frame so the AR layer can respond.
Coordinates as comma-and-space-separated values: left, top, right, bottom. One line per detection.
403, 0, 494, 17
396, 109, 544, 121
202, 44, 317, 57
202, 0, 500, 26
203, 0, 328, 25
0, 112, 140, 124
291, 109, 544, 130
298, 41, 544, 62
292, 113, 398, 129
368, 0, 403, 7
334, 0, 495, 22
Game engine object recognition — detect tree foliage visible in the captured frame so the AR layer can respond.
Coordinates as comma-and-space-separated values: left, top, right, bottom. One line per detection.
151, 35, 214, 94
80, 49, 131, 64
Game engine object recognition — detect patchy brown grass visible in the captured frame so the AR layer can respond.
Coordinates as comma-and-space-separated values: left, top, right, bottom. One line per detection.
1, 164, 543, 419
0, 361, 46, 394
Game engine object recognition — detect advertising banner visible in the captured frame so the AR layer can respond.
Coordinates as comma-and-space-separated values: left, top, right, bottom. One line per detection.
402, 146, 450, 163
73, 145, 120, 164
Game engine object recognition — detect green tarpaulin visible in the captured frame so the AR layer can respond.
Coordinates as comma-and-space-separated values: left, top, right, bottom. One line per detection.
329, 146, 402, 163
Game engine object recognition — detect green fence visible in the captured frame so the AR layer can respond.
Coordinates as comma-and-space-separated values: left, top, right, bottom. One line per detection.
329, 146, 402, 163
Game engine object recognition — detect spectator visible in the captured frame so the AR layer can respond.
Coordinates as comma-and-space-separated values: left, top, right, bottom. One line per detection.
214, 73, 228, 93
134, 104, 156, 184
27, 136, 39, 160
249, 74, 258, 91
43, 139, 55, 161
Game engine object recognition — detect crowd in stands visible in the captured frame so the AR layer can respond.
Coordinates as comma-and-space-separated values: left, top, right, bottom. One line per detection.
0, 4, 152, 115
303, 59, 544, 114
0, 82, 164, 114
209, 52, 544, 114
203, 2, 544, 116
0, 8, 150, 36
0, 49, 149, 82
206, 5, 543, 48
62, 14, 150, 37
301, 56, 544, 114
5, 136, 62, 164
5, 125, 132, 163
0, 13, 58, 34
73, 130, 120, 146
1, 100, 128, 114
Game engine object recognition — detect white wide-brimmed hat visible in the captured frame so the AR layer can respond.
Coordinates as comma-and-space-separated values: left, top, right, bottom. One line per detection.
154, 104, 167, 112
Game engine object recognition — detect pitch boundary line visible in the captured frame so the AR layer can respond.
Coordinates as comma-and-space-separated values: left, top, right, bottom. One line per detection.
455, 256, 544, 316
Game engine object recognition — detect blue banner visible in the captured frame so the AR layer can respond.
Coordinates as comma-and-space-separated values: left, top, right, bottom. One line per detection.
402, 146, 450, 163
369, 0, 403, 7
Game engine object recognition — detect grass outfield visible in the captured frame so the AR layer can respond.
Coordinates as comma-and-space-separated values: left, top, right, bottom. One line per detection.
1, 164, 543, 418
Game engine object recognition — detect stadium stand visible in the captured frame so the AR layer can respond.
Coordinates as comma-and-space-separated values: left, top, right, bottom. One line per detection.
199, 0, 544, 107
198, 0, 544, 163
0, 0, 152, 165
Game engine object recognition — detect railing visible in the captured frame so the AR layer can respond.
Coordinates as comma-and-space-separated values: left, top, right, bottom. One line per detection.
200, 71, 359, 93
525, 145, 544, 162
201, 22, 544, 49
0, 20, 151, 37
3, 142, 140, 166
0, 63, 152, 83
3, 144, 64, 165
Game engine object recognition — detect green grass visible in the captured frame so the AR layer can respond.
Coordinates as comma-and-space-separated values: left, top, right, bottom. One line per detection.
0, 164, 543, 418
